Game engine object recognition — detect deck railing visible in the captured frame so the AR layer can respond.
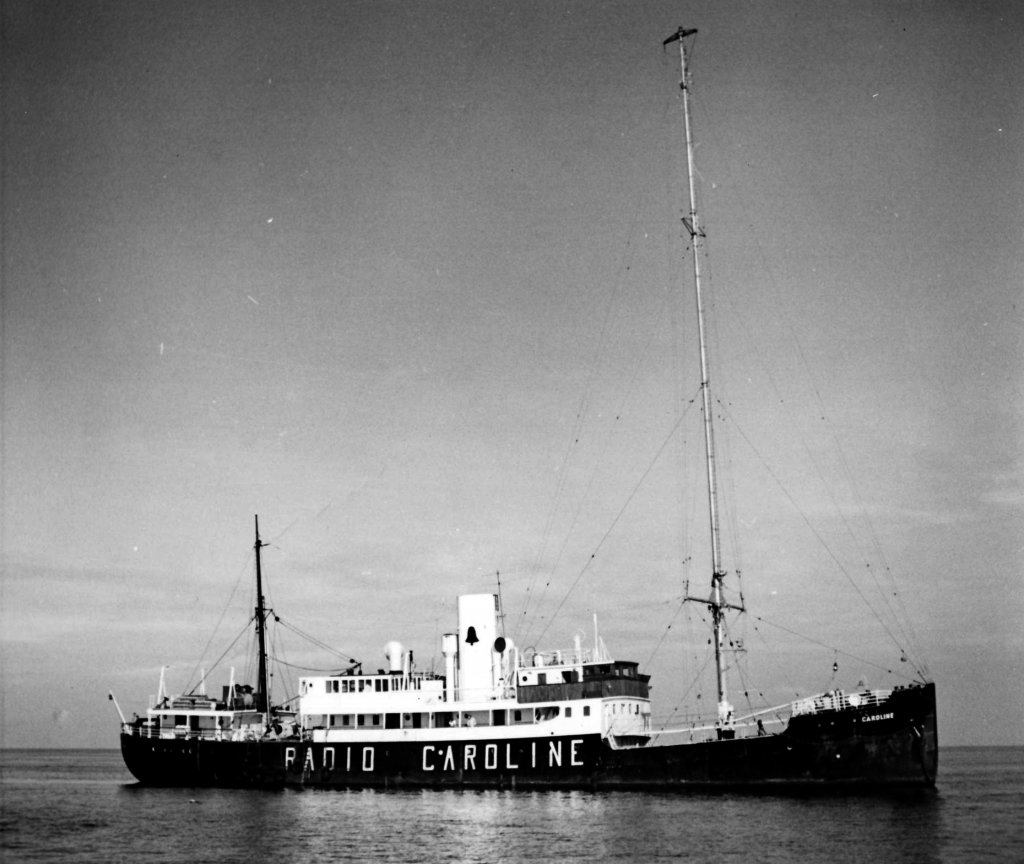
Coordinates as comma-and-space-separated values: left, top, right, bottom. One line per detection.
791, 688, 892, 717
121, 723, 267, 742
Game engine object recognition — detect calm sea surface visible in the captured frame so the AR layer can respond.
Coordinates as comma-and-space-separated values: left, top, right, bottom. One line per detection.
0, 747, 1020, 863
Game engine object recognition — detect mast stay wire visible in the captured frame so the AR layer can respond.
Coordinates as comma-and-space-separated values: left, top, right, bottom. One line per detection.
751, 613, 922, 682
520, 93, 698, 647
715, 400, 920, 673
519, 274, 689, 650
531, 391, 700, 647
515, 197, 654, 643
183, 618, 255, 696
182, 547, 256, 694
274, 615, 359, 664
686, 71, 923, 673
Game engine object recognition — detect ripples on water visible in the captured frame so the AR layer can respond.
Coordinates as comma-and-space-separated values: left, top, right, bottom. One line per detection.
1, 748, 1020, 863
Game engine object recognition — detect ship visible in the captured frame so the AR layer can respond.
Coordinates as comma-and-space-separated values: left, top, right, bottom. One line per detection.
115, 28, 938, 791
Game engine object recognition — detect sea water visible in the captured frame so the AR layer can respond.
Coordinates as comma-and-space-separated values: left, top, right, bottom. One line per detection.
0, 747, 1020, 863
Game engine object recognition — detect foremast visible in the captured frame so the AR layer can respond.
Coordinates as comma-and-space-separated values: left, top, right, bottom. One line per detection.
665, 27, 735, 728
254, 515, 270, 719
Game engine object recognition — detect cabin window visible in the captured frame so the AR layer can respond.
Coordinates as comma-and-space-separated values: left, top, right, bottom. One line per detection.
492, 710, 506, 726
372, 714, 380, 726
342, 715, 351, 727
538, 673, 547, 686
565, 707, 572, 718
385, 713, 400, 729
382, 679, 389, 692
358, 680, 366, 693
325, 681, 331, 693
514, 710, 522, 722
584, 706, 591, 717
357, 714, 365, 726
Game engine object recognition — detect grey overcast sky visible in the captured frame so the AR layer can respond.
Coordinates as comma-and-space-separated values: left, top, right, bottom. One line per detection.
2, 1, 1021, 748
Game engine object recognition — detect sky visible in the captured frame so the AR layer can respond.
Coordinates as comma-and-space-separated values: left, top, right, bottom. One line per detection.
2, 1, 1021, 750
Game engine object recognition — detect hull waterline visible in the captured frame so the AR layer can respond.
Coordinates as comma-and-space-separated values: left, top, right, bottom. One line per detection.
121, 683, 936, 791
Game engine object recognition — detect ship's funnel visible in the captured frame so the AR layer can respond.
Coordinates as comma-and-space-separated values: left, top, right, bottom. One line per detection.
384, 641, 404, 673
458, 594, 499, 701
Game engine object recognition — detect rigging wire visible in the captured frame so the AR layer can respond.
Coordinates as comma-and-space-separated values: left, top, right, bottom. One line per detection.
751, 613, 921, 682
714, 398, 916, 669
677, 60, 927, 685
183, 619, 254, 696
182, 548, 255, 693
519, 274, 686, 650
269, 658, 362, 673
516, 201, 648, 641
655, 650, 714, 734
644, 593, 689, 670
274, 616, 359, 664
531, 390, 700, 647
794, 433, 922, 666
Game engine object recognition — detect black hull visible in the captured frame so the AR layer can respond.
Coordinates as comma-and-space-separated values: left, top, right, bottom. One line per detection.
121, 683, 936, 791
